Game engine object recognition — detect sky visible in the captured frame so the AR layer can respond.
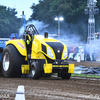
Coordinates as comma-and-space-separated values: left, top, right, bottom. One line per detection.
0, 0, 39, 20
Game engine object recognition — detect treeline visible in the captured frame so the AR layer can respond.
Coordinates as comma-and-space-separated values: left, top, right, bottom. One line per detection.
0, 0, 100, 41
0, 5, 22, 38
30, 0, 100, 42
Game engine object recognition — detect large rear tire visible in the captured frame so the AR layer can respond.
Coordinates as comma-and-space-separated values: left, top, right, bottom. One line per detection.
61, 73, 71, 80
1, 45, 26, 77
30, 62, 41, 79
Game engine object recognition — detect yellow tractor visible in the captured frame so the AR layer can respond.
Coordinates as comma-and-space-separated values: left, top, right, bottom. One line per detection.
1, 24, 74, 79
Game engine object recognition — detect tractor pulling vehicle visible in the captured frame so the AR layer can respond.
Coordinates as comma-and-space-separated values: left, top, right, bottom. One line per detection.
1, 24, 74, 79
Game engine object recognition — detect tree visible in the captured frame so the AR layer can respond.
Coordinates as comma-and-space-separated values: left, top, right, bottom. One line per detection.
0, 5, 22, 38
30, 0, 100, 42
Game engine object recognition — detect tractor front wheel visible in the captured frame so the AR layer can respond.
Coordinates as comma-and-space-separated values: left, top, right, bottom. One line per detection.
30, 62, 41, 79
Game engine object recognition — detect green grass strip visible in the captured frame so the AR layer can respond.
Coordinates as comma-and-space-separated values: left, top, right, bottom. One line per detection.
72, 74, 100, 78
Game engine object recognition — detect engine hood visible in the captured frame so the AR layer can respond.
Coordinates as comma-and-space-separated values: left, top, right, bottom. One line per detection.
32, 35, 68, 61
46, 42, 64, 59
34, 35, 60, 42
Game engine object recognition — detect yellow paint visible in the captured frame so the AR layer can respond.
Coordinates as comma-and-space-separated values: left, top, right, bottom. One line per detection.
61, 44, 68, 60
21, 64, 30, 74
52, 65, 69, 67
31, 35, 56, 61
68, 64, 74, 73
6, 40, 27, 56
44, 63, 52, 73
6, 35, 69, 63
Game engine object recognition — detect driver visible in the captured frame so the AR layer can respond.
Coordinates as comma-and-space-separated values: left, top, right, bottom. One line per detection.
25, 29, 33, 54
26, 30, 33, 45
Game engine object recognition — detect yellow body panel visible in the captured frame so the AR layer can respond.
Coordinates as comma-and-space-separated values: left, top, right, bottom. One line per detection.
52, 65, 69, 67
21, 64, 30, 74
6, 35, 68, 62
6, 35, 69, 64
6, 40, 27, 56
44, 63, 52, 73
31, 36, 43, 59
31, 35, 68, 61
68, 64, 74, 73
61, 44, 68, 60
31, 35, 56, 60
44, 63, 74, 74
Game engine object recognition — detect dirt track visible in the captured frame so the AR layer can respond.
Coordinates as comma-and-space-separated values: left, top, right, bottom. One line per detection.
0, 61, 100, 100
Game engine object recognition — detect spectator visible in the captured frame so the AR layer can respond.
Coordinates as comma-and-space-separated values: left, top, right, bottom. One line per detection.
67, 43, 73, 58
84, 44, 91, 61
91, 45, 95, 61
10, 33, 19, 40
79, 48, 82, 61
73, 45, 79, 60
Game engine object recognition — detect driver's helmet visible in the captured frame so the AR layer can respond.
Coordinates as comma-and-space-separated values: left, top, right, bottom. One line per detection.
10, 33, 19, 39
26, 29, 33, 35
12, 35, 16, 39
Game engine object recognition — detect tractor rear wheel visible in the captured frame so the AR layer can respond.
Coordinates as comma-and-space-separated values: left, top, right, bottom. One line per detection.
30, 62, 41, 79
1, 45, 26, 77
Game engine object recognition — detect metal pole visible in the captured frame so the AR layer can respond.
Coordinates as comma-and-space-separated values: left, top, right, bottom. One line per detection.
55, 16, 64, 36
24, 15, 26, 31
58, 19, 60, 36
85, 0, 98, 45
22, 11, 26, 31
22, 15, 26, 31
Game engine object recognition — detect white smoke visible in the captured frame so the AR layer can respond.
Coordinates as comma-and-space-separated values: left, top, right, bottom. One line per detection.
19, 20, 49, 36
18, 19, 100, 61
19, 19, 85, 46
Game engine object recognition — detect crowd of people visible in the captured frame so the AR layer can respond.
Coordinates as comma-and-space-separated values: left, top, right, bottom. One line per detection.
67, 44, 79, 60
67, 43, 96, 61
84, 44, 95, 61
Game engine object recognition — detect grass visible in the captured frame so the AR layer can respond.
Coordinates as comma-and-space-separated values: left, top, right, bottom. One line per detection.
72, 73, 100, 78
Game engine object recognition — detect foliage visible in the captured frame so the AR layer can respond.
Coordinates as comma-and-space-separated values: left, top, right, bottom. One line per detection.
0, 5, 22, 38
30, 0, 100, 42
72, 74, 100, 78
